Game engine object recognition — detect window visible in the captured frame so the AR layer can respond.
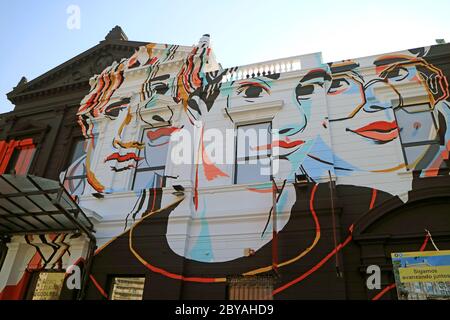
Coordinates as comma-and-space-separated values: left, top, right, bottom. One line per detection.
110, 276, 145, 300
235, 122, 272, 184
227, 276, 274, 300
3, 144, 36, 175
62, 138, 87, 196
132, 128, 170, 190
394, 103, 446, 171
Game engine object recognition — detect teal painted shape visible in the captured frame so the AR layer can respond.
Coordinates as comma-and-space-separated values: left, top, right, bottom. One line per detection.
188, 200, 214, 262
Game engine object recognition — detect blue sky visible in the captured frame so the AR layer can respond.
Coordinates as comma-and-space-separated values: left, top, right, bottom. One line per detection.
1, 0, 450, 113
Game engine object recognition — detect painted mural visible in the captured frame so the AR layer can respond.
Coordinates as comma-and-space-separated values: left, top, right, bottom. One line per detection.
0, 233, 83, 300
3, 35, 449, 299
61, 36, 450, 298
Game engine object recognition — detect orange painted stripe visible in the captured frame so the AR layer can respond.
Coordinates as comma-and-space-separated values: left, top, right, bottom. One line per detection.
245, 183, 321, 275
89, 274, 108, 299
370, 163, 406, 173
372, 283, 396, 301
369, 188, 377, 210
98, 186, 323, 281
246, 187, 273, 193
128, 205, 224, 283
273, 228, 353, 296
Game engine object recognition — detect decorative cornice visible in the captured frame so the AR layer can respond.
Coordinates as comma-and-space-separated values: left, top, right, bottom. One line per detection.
222, 100, 284, 124
7, 41, 147, 103
10, 79, 90, 103
6, 124, 50, 140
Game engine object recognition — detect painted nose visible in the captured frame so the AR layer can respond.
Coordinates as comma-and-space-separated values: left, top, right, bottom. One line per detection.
112, 106, 144, 150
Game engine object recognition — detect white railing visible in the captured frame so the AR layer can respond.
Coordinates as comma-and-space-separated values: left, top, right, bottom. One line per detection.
221, 57, 300, 83
220, 52, 324, 83
220, 52, 322, 83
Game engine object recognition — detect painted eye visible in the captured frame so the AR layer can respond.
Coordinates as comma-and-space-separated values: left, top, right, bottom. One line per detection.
328, 78, 350, 94
296, 80, 327, 101
386, 67, 409, 82
151, 82, 169, 95
236, 81, 270, 100
104, 98, 130, 118
296, 84, 319, 101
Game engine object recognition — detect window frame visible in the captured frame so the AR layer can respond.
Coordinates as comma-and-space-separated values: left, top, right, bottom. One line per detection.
0, 138, 36, 175
233, 121, 272, 185
62, 136, 88, 182
4, 147, 22, 174
131, 126, 170, 190
393, 102, 443, 171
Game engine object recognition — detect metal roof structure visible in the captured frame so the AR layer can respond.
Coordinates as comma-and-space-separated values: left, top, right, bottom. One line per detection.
0, 174, 94, 239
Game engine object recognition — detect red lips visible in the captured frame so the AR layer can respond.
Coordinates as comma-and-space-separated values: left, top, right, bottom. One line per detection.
147, 127, 180, 141
350, 120, 398, 142
252, 139, 305, 151
104, 152, 143, 163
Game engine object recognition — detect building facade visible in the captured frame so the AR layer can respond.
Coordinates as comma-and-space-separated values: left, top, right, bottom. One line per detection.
1, 28, 450, 300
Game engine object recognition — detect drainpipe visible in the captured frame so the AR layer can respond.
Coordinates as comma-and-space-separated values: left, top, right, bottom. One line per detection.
272, 178, 278, 274
328, 170, 342, 278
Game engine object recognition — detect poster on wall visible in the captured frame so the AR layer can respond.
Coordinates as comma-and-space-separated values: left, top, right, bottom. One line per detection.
391, 250, 450, 300
32, 272, 66, 300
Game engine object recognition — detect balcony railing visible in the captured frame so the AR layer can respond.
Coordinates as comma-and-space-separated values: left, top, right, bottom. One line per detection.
220, 52, 321, 83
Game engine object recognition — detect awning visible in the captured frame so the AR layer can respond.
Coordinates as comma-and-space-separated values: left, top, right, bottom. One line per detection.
0, 174, 94, 239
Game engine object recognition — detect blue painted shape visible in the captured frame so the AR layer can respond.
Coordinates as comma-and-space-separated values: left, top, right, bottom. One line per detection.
301, 136, 359, 179
188, 199, 214, 262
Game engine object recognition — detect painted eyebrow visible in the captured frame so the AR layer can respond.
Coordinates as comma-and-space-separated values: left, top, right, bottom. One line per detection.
300, 69, 332, 84
329, 62, 360, 74
149, 74, 171, 82
374, 56, 410, 67
104, 98, 131, 114
239, 77, 272, 88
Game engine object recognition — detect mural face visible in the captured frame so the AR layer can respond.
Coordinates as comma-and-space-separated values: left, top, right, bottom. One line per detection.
76, 49, 175, 194
168, 73, 299, 263
284, 68, 332, 180
327, 52, 450, 174
70, 36, 218, 196
170, 67, 334, 263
